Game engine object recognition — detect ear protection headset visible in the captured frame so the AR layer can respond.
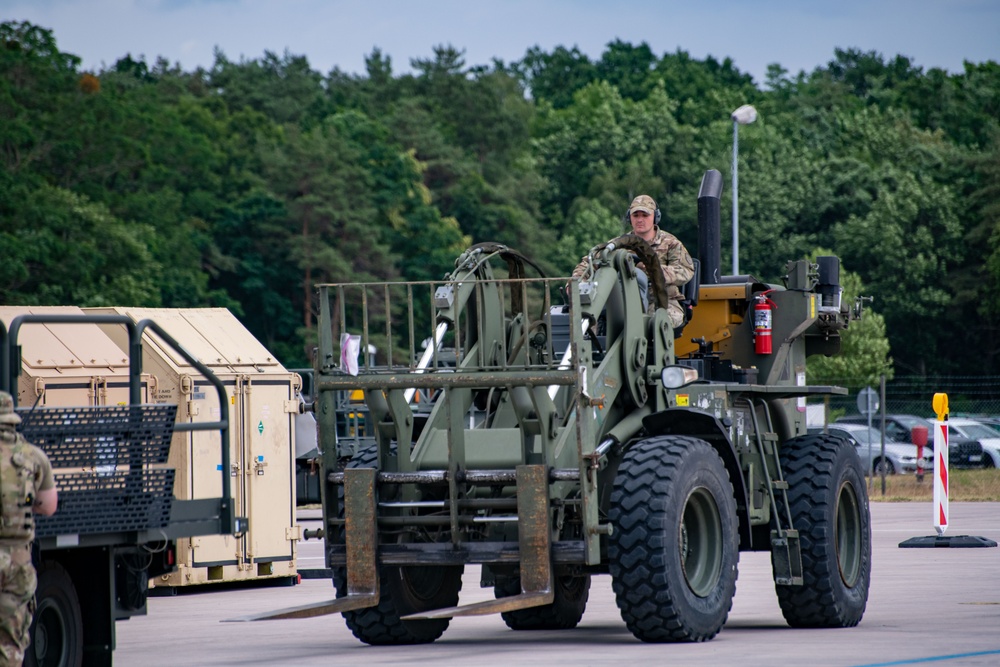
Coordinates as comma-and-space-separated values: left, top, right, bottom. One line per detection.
622, 202, 662, 229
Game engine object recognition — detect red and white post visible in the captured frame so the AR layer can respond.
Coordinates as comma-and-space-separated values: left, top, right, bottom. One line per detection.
932, 393, 949, 537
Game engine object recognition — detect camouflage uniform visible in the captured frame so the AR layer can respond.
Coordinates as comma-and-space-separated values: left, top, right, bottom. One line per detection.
0, 392, 55, 666
572, 227, 695, 328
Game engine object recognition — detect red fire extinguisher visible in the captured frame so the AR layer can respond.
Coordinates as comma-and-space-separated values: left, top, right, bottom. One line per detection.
753, 290, 777, 355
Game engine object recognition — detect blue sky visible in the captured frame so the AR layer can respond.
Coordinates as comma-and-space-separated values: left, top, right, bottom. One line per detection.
5, 0, 999, 85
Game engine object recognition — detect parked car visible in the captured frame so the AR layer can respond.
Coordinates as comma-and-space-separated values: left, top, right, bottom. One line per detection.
946, 438, 988, 469
944, 418, 999, 468
835, 413, 986, 468
974, 416, 1000, 436
835, 414, 932, 444
809, 424, 934, 475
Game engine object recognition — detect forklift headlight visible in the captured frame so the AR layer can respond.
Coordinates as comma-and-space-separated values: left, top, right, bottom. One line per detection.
661, 365, 700, 389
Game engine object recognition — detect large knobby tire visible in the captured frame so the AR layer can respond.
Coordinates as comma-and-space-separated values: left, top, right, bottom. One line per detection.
494, 573, 591, 630
609, 436, 739, 642
333, 446, 464, 645
774, 434, 871, 628
27, 561, 83, 667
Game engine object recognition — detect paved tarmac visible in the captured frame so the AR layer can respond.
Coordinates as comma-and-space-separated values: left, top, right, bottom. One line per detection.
115, 502, 1000, 667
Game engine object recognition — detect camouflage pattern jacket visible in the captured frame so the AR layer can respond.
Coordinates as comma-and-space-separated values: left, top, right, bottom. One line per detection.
572, 228, 695, 302
0, 428, 54, 544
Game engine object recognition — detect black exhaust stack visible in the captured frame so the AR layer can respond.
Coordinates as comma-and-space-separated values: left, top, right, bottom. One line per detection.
816, 256, 842, 311
697, 169, 723, 285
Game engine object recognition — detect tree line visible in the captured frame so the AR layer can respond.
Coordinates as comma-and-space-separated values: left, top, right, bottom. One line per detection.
2, 21, 998, 382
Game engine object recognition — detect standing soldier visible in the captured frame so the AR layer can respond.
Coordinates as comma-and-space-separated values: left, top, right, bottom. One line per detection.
0, 391, 58, 665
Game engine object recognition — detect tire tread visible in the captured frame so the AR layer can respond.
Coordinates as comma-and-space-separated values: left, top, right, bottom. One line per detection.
609, 436, 739, 643
774, 434, 871, 628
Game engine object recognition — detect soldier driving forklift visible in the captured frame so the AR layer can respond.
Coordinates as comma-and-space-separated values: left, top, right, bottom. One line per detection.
239, 169, 871, 646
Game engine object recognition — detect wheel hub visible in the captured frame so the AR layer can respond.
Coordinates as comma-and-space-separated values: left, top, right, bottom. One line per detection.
679, 487, 724, 598
835, 481, 862, 587
33, 601, 66, 667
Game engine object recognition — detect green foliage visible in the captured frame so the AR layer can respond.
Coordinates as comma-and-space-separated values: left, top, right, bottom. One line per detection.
517, 45, 596, 109
723, 115, 828, 277
971, 130, 1000, 371
555, 198, 622, 272
826, 108, 964, 372
0, 183, 160, 306
596, 40, 656, 101
533, 80, 680, 225
806, 254, 892, 387
208, 49, 325, 125
2, 21, 999, 376
652, 49, 758, 126
211, 189, 302, 363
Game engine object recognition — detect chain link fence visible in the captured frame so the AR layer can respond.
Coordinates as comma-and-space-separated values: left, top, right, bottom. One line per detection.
809, 376, 1000, 426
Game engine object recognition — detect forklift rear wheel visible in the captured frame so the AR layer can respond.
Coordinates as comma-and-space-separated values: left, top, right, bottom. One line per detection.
495, 573, 591, 630
335, 446, 464, 644
774, 433, 871, 628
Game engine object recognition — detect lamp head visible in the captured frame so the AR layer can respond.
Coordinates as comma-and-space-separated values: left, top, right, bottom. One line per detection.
731, 104, 758, 125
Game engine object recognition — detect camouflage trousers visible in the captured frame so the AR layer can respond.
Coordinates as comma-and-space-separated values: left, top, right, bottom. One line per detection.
0, 543, 36, 667
634, 269, 685, 328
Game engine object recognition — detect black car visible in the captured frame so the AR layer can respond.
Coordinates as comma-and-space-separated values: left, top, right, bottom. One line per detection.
947, 438, 987, 469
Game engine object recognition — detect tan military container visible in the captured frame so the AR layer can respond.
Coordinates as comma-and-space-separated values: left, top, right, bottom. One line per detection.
0, 306, 144, 408
86, 307, 300, 587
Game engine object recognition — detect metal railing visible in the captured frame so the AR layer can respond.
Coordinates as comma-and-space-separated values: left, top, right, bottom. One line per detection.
0, 313, 240, 536
315, 275, 578, 377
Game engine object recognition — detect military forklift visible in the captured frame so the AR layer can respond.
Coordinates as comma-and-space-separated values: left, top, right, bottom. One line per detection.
247, 168, 870, 644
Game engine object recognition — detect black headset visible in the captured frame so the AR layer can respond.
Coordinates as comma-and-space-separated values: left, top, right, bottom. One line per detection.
622, 202, 662, 229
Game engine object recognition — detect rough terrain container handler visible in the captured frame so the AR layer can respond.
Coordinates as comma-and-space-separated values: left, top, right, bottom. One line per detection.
248, 169, 871, 644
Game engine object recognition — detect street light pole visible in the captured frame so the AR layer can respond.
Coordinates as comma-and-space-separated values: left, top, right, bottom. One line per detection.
731, 118, 740, 275
730, 104, 757, 276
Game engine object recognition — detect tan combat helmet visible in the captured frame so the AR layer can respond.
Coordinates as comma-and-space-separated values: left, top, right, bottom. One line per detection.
0, 391, 21, 425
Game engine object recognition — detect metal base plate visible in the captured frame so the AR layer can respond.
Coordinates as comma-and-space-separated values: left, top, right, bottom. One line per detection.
898, 535, 998, 548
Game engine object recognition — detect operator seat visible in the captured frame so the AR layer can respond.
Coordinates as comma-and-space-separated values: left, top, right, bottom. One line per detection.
673, 258, 700, 339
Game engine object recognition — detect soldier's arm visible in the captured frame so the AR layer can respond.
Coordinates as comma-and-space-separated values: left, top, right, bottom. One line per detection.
660, 243, 695, 287
34, 487, 58, 516
33, 446, 58, 515
566, 256, 591, 294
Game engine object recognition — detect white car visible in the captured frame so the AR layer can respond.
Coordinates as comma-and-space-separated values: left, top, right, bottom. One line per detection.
810, 424, 934, 475
945, 418, 1000, 468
